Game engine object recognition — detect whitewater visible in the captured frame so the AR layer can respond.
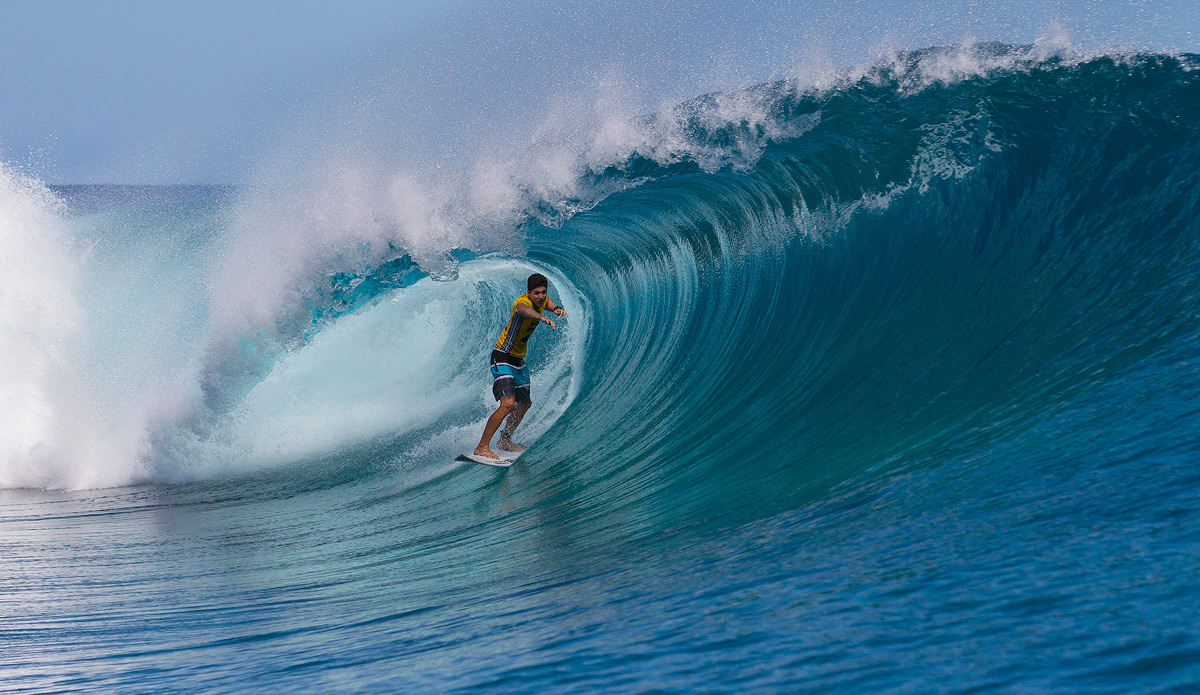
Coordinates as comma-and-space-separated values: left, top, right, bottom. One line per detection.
3, 43, 1200, 693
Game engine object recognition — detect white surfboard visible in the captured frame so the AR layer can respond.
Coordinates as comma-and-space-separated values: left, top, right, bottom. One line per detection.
456, 451, 520, 468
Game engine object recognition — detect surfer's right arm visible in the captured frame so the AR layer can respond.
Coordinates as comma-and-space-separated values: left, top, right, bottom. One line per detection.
516, 302, 557, 330
544, 297, 567, 318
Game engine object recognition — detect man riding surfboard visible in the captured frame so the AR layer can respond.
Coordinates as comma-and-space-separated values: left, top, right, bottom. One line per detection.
473, 273, 567, 461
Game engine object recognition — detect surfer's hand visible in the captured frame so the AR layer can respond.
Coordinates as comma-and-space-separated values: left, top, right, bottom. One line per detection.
544, 316, 557, 330
554, 307, 567, 317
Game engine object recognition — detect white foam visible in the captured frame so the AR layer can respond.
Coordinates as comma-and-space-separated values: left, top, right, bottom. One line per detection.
0, 165, 82, 487
0, 166, 203, 488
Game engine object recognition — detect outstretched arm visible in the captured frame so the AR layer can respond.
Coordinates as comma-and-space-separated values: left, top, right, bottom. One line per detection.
544, 297, 568, 318
517, 302, 557, 329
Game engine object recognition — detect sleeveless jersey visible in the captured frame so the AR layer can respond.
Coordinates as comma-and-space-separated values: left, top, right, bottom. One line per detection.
494, 294, 546, 358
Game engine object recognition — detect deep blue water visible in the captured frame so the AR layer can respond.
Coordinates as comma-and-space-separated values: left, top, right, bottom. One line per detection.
3, 47, 1200, 693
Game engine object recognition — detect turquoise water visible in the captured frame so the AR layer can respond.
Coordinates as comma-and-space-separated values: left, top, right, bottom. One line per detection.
3, 47, 1200, 692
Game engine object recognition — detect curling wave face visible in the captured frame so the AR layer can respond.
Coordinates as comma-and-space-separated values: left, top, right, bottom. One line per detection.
517, 48, 1200, 533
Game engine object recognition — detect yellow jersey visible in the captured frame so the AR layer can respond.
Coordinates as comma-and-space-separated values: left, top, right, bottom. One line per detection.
494, 294, 546, 358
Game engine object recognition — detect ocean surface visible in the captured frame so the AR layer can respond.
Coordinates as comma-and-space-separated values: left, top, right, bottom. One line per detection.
3, 45, 1200, 693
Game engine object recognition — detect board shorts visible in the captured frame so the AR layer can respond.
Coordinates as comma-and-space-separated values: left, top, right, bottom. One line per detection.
491, 349, 531, 405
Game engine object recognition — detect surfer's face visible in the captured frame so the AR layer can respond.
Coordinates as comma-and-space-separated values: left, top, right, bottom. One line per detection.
529, 286, 548, 308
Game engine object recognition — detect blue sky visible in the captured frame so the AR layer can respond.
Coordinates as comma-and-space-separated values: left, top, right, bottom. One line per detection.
1, 0, 1195, 184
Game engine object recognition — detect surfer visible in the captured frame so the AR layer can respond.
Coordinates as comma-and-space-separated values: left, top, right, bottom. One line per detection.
473, 273, 567, 461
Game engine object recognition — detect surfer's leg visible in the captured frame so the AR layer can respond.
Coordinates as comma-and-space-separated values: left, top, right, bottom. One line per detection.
476, 395, 516, 459
497, 380, 532, 451
497, 403, 530, 451
480, 353, 524, 458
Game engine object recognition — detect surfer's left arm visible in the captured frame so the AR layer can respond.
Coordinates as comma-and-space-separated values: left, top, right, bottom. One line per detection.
545, 297, 568, 318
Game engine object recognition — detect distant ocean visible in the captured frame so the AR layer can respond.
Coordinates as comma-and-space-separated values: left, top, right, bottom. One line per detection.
3, 45, 1199, 693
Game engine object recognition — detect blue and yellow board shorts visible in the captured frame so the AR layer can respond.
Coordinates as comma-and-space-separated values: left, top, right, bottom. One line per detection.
491, 349, 531, 404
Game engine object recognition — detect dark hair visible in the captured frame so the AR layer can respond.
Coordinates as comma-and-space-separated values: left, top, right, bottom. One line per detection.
527, 273, 549, 292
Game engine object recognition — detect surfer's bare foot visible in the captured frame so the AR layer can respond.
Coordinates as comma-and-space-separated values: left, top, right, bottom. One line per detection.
473, 446, 501, 460
496, 437, 526, 453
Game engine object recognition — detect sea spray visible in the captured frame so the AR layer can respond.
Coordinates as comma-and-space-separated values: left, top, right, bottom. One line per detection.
0, 164, 84, 486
